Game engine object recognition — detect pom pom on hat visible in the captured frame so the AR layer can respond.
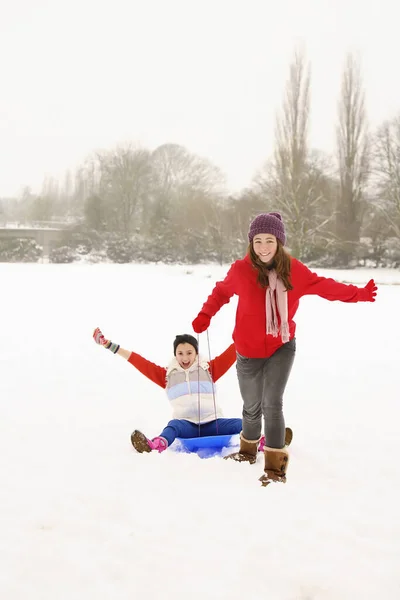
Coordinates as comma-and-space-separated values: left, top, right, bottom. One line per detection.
248, 212, 286, 245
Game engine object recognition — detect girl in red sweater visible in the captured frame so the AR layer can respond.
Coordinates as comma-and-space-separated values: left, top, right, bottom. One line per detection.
93, 330, 243, 453
192, 212, 377, 486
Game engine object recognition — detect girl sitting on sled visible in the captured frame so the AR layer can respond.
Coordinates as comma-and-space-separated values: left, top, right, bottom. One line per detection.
93, 329, 245, 453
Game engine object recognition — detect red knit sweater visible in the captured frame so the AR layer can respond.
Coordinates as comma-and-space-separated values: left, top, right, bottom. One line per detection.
127, 343, 237, 387
197, 255, 364, 358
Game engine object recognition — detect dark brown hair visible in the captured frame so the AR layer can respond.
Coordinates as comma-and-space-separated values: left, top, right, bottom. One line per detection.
173, 334, 198, 355
248, 240, 293, 290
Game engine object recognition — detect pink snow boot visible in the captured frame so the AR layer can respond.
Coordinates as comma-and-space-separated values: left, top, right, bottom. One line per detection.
131, 430, 168, 454
149, 436, 168, 453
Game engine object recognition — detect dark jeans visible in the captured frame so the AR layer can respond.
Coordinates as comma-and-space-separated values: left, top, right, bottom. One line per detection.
159, 418, 242, 446
236, 338, 296, 448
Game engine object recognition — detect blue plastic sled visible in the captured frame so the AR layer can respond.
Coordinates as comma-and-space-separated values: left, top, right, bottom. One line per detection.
171, 434, 240, 459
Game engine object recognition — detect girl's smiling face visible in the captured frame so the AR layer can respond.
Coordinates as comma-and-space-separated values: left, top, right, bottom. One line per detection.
175, 343, 197, 369
252, 233, 278, 264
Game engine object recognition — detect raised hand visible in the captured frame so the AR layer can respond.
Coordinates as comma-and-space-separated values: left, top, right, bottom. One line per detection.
93, 327, 109, 345
93, 327, 120, 353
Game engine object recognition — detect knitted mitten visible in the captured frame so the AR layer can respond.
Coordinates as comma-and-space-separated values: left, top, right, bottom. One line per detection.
93, 327, 120, 354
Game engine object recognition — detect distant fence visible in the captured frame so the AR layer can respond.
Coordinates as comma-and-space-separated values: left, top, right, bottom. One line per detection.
0, 220, 74, 230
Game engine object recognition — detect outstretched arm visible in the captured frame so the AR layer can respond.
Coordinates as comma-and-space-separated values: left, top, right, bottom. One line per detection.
295, 261, 377, 303
93, 328, 167, 388
208, 343, 236, 382
127, 352, 167, 388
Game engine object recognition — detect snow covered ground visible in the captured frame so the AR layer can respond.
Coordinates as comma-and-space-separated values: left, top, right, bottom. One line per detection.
1, 261, 399, 600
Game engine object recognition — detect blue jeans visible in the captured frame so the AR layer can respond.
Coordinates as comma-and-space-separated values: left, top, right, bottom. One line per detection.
159, 418, 242, 446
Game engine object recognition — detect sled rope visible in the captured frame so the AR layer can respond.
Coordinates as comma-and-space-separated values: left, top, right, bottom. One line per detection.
197, 334, 201, 437
206, 331, 219, 434
196, 332, 219, 436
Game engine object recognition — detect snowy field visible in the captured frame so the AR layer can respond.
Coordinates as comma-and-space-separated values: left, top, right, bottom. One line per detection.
1, 261, 399, 600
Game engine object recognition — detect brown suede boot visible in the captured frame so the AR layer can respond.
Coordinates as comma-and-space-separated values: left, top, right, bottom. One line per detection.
224, 432, 259, 464
131, 430, 152, 453
285, 427, 293, 447
259, 446, 289, 487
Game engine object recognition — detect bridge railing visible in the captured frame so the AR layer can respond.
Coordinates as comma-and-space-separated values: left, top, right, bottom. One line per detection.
0, 220, 75, 230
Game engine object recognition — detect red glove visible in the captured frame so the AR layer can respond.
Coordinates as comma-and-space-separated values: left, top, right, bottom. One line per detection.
192, 312, 211, 333
358, 279, 378, 302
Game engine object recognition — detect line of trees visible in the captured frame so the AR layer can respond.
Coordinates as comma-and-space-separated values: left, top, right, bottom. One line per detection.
1, 50, 400, 267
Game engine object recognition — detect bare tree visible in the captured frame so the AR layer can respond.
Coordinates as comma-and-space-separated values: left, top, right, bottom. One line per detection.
72, 161, 99, 215
96, 144, 152, 235
147, 144, 193, 229
336, 53, 369, 263
258, 49, 335, 259
41, 176, 60, 201
372, 115, 400, 237
28, 196, 54, 223
148, 143, 225, 233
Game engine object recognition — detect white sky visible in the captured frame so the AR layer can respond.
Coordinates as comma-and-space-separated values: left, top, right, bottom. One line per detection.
1, 0, 400, 197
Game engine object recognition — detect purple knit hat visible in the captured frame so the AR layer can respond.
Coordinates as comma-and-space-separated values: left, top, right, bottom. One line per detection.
248, 212, 286, 245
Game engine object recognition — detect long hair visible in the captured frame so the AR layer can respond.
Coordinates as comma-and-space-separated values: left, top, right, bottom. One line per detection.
248, 240, 293, 290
